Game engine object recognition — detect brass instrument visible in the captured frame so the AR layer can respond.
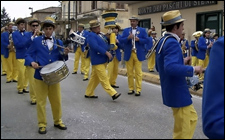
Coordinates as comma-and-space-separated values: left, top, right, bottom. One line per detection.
8, 33, 16, 52
192, 31, 203, 52
181, 39, 187, 55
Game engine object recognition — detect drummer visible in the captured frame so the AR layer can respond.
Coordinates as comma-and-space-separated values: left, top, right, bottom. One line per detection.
25, 17, 70, 134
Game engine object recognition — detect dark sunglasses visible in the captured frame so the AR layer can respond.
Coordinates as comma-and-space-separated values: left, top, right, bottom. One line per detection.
32, 24, 39, 27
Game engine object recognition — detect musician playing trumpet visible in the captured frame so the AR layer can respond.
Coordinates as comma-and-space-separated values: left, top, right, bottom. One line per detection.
119, 15, 148, 96
24, 18, 41, 105
190, 31, 202, 66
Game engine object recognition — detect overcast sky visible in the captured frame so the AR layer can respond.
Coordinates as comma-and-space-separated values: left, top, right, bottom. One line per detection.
1, 1, 60, 20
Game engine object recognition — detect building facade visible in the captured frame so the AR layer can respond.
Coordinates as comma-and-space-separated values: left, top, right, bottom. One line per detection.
110, 1, 224, 42
58, 1, 129, 38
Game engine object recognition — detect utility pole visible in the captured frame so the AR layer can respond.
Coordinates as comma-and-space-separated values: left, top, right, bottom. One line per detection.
67, 1, 70, 38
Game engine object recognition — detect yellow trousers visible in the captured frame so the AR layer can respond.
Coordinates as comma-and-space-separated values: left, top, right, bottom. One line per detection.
107, 57, 119, 86
83, 56, 91, 79
191, 56, 198, 66
125, 51, 143, 92
73, 47, 85, 73
204, 54, 209, 69
5, 51, 18, 81
16, 59, 28, 92
147, 52, 155, 71
85, 63, 117, 97
26, 66, 36, 102
1, 55, 7, 74
198, 59, 205, 80
171, 104, 198, 139
34, 79, 63, 128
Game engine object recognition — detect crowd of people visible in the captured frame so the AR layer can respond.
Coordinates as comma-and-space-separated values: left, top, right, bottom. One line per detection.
1, 9, 223, 139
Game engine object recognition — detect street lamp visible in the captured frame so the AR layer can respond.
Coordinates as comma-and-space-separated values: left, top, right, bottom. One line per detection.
29, 7, 33, 17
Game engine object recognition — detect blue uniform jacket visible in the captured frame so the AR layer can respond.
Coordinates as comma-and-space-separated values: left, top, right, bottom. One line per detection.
25, 36, 68, 80
1, 32, 6, 55
190, 40, 198, 56
155, 33, 194, 107
145, 36, 153, 56
197, 36, 210, 60
119, 27, 148, 61
24, 31, 36, 66
1, 31, 10, 58
202, 36, 224, 139
12, 30, 29, 59
87, 32, 110, 65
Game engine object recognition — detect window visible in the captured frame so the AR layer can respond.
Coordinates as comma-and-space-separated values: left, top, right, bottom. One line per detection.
116, 3, 124, 9
63, 5, 65, 19
92, 1, 97, 10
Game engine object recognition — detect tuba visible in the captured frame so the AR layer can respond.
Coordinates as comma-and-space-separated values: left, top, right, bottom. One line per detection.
8, 32, 16, 52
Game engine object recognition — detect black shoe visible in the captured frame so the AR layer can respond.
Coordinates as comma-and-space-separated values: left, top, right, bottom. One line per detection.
18, 91, 23, 94
149, 70, 154, 72
128, 90, 134, 95
1, 73, 6, 76
72, 72, 77, 74
54, 123, 67, 130
38, 127, 47, 134
84, 95, 98, 98
111, 85, 119, 88
12, 80, 17, 82
30, 101, 36, 105
112, 93, 121, 100
6, 81, 11, 83
83, 78, 88, 81
81, 72, 85, 75
135, 91, 141, 96
23, 89, 29, 93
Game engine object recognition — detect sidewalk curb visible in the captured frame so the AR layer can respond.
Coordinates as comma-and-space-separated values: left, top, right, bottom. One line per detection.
118, 68, 203, 97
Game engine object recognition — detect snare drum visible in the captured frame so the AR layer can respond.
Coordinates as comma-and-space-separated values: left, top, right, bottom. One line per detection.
40, 61, 69, 85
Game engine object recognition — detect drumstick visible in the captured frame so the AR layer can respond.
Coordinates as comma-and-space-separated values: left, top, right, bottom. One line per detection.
55, 44, 73, 52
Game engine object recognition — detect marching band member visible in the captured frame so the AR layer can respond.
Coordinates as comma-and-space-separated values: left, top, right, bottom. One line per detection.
179, 31, 189, 58
155, 10, 204, 139
12, 18, 29, 94
107, 23, 123, 88
197, 28, 213, 80
72, 23, 88, 75
202, 36, 224, 139
119, 15, 148, 96
1, 22, 18, 83
24, 18, 41, 104
1, 26, 8, 76
190, 31, 202, 66
84, 20, 121, 100
212, 32, 219, 41
25, 17, 69, 134
146, 30, 156, 72
82, 30, 91, 81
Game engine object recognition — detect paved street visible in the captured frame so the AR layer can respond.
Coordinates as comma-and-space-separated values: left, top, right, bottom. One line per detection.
1, 53, 207, 139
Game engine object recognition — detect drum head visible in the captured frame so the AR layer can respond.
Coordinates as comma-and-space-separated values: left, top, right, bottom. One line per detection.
40, 61, 65, 74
